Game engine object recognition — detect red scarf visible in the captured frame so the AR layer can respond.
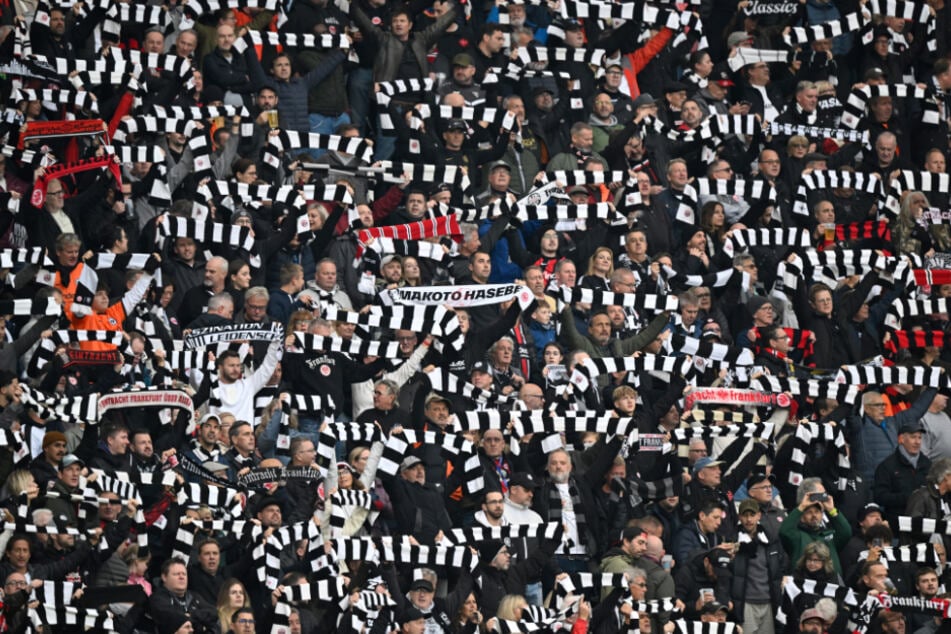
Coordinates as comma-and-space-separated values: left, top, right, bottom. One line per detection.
31, 155, 122, 207
355, 215, 461, 259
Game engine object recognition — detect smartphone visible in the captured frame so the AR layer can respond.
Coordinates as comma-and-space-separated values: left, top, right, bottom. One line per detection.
700, 587, 714, 601
662, 554, 673, 570
872, 538, 883, 548
808, 492, 829, 502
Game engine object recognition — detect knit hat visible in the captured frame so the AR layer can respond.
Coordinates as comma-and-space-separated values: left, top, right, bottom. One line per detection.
477, 540, 505, 563
43, 431, 67, 449
158, 612, 191, 634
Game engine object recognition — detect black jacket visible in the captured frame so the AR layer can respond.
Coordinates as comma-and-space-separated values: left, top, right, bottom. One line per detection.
731, 526, 787, 615
874, 449, 932, 528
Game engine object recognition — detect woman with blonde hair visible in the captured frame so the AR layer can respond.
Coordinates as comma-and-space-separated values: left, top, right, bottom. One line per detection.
496, 594, 529, 621
579, 247, 614, 291
217, 578, 251, 633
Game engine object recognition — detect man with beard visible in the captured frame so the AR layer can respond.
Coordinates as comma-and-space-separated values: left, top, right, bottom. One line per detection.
31, 431, 67, 490
533, 438, 621, 573
179, 257, 228, 329
779, 478, 851, 575
547, 123, 609, 172
473, 534, 561, 618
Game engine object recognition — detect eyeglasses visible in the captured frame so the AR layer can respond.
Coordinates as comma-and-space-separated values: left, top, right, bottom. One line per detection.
47, 189, 64, 196
236, 619, 256, 625
246, 304, 267, 311
750, 484, 773, 491
5, 580, 28, 588
867, 403, 886, 408
695, 293, 711, 298
806, 557, 825, 563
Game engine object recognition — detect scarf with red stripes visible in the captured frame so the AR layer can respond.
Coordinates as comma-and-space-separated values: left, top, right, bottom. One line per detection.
31, 155, 122, 208
885, 330, 946, 353
835, 220, 892, 243
355, 215, 461, 260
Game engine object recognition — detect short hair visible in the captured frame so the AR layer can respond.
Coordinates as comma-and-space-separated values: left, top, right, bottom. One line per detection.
103, 422, 129, 441
245, 286, 269, 303
161, 556, 187, 576
229, 421, 252, 438
927, 457, 951, 486
289, 436, 313, 457
697, 499, 725, 516
55, 233, 81, 252
459, 222, 479, 241
197, 538, 220, 553
280, 263, 303, 286
795, 477, 824, 505
207, 292, 233, 314
216, 350, 241, 368
570, 122, 593, 137
808, 282, 833, 304
232, 607, 255, 624
876, 131, 897, 147
666, 158, 687, 175
375, 379, 398, 400
391, 7, 413, 22
916, 567, 939, 582
935, 58, 951, 76
796, 80, 817, 94
554, 258, 575, 273
610, 268, 635, 285
482, 23, 505, 38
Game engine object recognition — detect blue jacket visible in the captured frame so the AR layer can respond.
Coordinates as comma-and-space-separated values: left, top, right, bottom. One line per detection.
849, 388, 936, 483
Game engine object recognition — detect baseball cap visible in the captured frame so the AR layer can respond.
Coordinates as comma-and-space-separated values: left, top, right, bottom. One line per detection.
800, 608, 827, 625
692, 456, 724, 475
400, 607, 427, 625
702, 601, 729, 615
738, 499, 760, 515
857, 502, 884, 522
567, 185, 588, 196
231, 209, 253, 224
452, 53, 474, 67
424, 392, 450, 407
471, 361, 492, 375
746, 472, 774, 489
633, 93, 655, 109
727, 31, 753, 48
531, 86, 554, 98
663, 79, 688, 94
380, 254, 402, 267
409, 578, 434, 592
400, 455, 423, 471
510, 472, 540, 489
712, 69, 735, 87
199, 413, 220, 426
899, 420, 925, 435
60, 454, 85, 470
488, 160, 511, 172
446, 118, 467, 132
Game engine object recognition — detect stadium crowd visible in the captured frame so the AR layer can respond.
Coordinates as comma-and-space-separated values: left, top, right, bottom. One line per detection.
4, 0, 951, 632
